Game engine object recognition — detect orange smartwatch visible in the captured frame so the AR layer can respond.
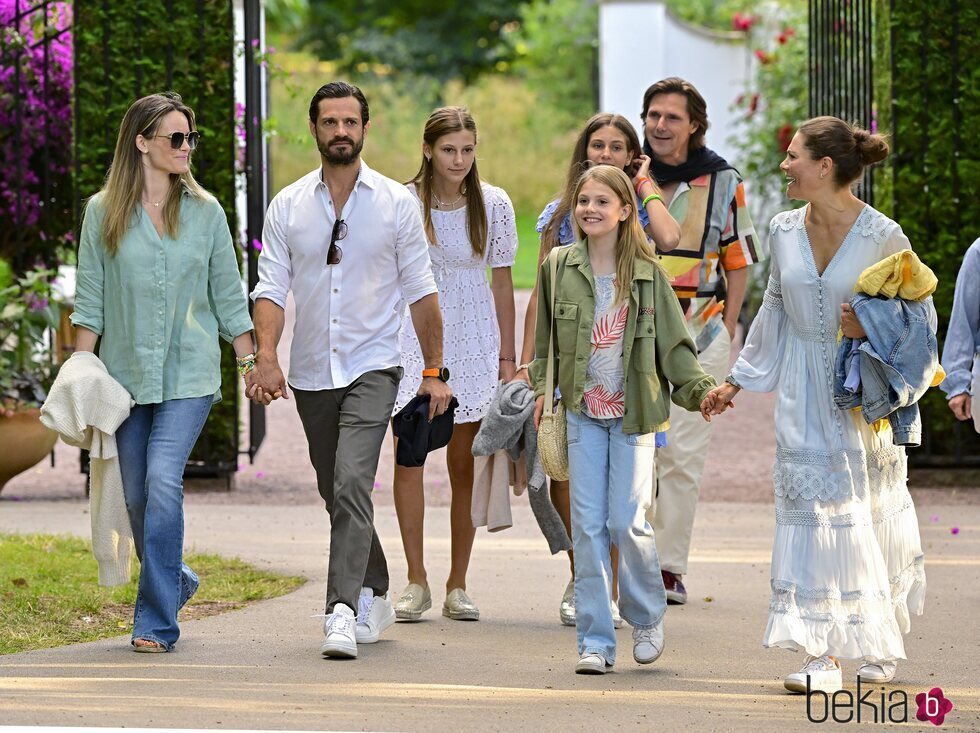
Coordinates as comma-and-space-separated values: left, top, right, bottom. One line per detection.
422, 367, 450, 382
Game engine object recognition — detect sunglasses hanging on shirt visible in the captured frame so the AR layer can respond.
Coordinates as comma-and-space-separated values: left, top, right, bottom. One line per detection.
327, 218, 348, 266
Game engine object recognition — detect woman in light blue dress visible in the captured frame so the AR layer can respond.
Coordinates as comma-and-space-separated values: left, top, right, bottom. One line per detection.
704, 117, 926, 693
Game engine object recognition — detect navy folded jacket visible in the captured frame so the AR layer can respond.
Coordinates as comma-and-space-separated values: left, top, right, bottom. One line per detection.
392, 394, 459, 467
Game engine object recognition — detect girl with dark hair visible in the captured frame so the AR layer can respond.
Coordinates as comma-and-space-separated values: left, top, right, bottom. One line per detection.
71, 92, 255, 652
391, 106, 518, 622
704, 116, 927, 692
516, 112, 680, 627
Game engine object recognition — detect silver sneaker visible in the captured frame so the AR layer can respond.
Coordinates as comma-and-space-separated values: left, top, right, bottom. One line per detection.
320, 603, 357, 658
560, 579, 576, 626
355, 587, 395, 644
394, 583, 432, 621
443, 588, 480, 621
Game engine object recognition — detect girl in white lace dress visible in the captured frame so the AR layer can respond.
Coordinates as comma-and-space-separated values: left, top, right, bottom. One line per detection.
704, 117, 926, 693
391, 107, 518, 622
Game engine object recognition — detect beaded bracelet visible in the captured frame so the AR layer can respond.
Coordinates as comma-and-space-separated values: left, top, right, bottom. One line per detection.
236, 353, 256, 377
642, 192, 664, 207
499, 355, 516, 363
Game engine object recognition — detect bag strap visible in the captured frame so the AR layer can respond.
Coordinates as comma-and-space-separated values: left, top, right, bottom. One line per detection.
544, 247, 560, 418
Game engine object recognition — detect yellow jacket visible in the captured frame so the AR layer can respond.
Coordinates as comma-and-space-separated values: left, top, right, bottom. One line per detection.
856, 249, 937, 301
855, 249, 945, 389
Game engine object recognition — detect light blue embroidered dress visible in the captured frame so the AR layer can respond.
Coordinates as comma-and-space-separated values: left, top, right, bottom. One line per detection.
729, 205, 926, 662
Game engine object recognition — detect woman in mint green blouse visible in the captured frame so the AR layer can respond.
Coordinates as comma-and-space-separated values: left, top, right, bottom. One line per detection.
72, 92, 255, 653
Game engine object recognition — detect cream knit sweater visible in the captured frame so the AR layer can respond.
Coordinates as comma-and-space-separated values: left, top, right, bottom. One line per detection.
40, 351, 135, 586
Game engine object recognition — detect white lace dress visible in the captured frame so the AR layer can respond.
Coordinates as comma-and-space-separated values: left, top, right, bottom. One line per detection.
729, 205, 926, 662
394, 183, 519, 423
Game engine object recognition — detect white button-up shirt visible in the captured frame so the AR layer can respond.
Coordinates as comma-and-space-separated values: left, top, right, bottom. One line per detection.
251, 162, 437, 390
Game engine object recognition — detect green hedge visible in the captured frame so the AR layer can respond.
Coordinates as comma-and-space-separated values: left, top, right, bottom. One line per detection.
74, 1, 240, 470
884, 0, 980, 461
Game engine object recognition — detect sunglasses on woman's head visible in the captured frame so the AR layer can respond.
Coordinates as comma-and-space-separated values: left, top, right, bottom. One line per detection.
152, 131, 201, 150
327, 219, 347, 266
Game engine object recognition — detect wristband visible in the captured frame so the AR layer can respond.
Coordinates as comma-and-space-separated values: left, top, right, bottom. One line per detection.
499, 356, 516, 363
634, 177, 652, 194
236, 353, 256, 377
642, 192, 663, 207
517, 362, 532, 372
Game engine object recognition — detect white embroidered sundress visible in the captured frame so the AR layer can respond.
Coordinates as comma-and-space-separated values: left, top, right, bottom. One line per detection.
394, 183, 519, 423
729, 204, 926, 661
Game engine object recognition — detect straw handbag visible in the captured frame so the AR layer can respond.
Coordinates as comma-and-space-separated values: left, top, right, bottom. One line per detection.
537, 248, 569, 481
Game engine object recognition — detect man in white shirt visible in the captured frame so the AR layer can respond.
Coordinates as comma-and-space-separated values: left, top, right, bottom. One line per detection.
249, 81, 452, 659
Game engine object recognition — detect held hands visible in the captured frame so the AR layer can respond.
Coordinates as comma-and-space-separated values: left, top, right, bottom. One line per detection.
246, 353, 288, 405
840, 303, 866, 339
417, 377, 453, 421
948, 393, 973, 422
700, 383, 739, 422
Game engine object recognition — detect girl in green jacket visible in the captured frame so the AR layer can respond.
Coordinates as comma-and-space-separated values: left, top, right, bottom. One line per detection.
532, 165, 715, 674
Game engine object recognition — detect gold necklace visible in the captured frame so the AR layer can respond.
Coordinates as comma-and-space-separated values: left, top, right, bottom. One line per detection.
142, 198, 164, 207
432, 189, 464, 209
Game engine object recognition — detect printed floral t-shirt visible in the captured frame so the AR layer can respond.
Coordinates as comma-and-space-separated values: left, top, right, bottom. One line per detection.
582, 274, 628, 418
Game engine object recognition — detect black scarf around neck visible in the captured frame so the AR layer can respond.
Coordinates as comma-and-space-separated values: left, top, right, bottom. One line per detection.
643, 142, 734, 185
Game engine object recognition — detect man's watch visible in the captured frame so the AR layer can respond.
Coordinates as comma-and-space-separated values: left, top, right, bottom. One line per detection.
422, 367, 450, 382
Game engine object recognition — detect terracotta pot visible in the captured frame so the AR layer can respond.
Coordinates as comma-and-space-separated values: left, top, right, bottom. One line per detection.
0, 409, 59, 493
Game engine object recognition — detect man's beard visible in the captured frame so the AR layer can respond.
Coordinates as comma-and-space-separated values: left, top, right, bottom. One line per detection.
317, 132, 363, 166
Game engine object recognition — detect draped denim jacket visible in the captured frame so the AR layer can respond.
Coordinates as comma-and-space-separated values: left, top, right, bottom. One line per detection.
833, 294, 938, 446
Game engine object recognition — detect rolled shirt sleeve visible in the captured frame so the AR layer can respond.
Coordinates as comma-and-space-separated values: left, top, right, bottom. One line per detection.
394, 191, 437, 305
206, 202, 253, 342
70, 199, 107, 335
250, 193, 293, 309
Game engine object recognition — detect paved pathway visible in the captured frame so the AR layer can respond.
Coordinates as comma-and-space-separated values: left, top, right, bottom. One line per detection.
1, 501, 978, 731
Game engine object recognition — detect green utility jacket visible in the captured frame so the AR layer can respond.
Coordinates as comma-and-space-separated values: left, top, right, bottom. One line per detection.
530, 240, 716, 435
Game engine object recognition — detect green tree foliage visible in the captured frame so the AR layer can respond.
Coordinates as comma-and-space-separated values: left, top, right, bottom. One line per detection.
509, 0, 599, 124
74, 0, 241, 470
299, 0, 524, 86
884, 0, 980, 460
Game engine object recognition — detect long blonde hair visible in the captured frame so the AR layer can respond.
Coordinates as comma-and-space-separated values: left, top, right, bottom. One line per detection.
540, 113, 641, 263
407, 106, 487, 257
95, 92, 210, 255
572, 165, 664, 305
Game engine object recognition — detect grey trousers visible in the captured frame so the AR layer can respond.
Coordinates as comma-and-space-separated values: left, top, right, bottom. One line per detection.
293, 366, 401, 612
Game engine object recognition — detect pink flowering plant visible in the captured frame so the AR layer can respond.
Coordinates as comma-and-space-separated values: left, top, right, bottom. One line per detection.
0, 258, 61, 414
0, 0, 73, 266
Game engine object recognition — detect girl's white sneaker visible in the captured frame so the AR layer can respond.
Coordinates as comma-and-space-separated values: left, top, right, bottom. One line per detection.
857, 660, 897, 683
575, 653, 612, 675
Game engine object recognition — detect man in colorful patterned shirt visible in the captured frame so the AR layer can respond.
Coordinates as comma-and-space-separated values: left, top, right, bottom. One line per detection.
640, 77, 764, 604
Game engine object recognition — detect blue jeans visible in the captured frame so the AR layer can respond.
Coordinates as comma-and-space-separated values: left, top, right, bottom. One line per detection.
116, 396, 212, 650
567, 409, 667, 664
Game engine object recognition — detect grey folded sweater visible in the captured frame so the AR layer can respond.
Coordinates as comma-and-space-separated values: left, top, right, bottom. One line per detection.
473, 380, 572, 554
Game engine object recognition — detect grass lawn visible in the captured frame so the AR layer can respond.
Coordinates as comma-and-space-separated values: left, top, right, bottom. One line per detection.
513, 212, 542, 290
0, 533, 305, 655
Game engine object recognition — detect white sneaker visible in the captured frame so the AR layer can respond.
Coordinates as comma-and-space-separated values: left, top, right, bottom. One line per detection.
320, 603, 357, 658
858, 660, 897, 683
559, 579, 576, 626
575, 653, 612, 675
611, 599, 624, 629
632, 620, 664, 664
355, 588, 395, 644
784, 655, 842, 693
